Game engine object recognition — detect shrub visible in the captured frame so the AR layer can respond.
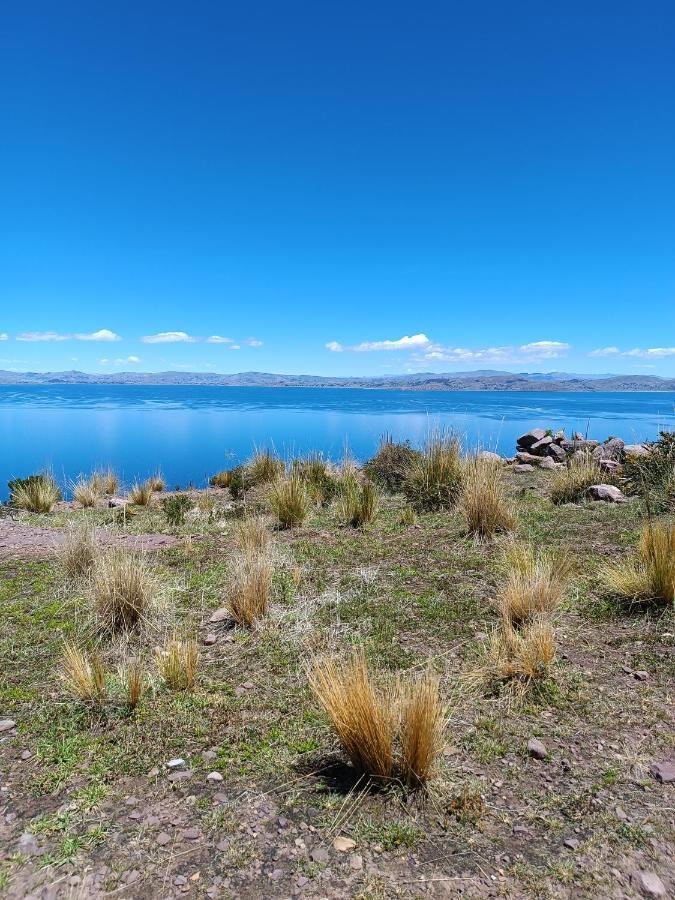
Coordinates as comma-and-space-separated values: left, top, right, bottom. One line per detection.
623, 430, 675, 512
482, 619, 556, 688
228, 552, 273, 626
336, 476, 379, 527
403, 433, 463, 511
90, 549, 157, 633
162, 494, 193, 526
9, 473, 61, 513
73, 476, 100, 508
461, 455, 517, 538
228, 465, 253, 499
248, 449, 285, 485
128, 481, 153, 506
308, 650, 396, 779
293, 454, 339, 505
210, 469, 232, 489
157, 636, 199, 691
148, 471, 165, 492
61, 642, 107, 703
364, 437, 422, 493
91, 467, 118, 495
234, 516, 272, 557
497, 543, 571, 626
549, 453, 618, 504
399, 668, 444, 787
600, 522, 675, 605
60, 526, 98, 578
269, 474, 310, 528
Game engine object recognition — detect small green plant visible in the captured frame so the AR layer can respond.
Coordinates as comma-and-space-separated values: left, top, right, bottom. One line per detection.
336, 476, 379, 527
229, 465, 253, 499
248, 449, 285, 485
162, 493, 193, 525
403, 432, 463, 511
293, 453, 339, 505
364, 437, 422, 493
269, 473, 310, 527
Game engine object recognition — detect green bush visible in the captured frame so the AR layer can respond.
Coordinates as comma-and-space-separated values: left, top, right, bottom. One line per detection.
364, 438, 422, 493
292, 454, 339, 505
229, 465, 254, 500
403, 434, 463, 511
162, 494, 194, 525
624, 430, 675, 512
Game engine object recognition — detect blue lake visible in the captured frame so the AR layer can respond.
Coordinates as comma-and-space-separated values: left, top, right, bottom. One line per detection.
1, 385, 673, 498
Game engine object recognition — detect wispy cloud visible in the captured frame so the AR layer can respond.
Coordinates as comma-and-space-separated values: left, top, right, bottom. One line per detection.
0, 333, 7, 341
16, 329, 121, 342
327, 333, 431, 353
588, 346, 675, 359
141, 331, 196, 344
244, 338, 263, 347
588, 346, 620, 357
417, 341, 571, 364
99, 356, 141, 365
206, 335, 234, 344
229, 344, 241, 350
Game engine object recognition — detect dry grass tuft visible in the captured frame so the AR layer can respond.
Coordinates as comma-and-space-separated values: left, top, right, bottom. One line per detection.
462, 455, 517, 538
550, 453, 618, 504
121, 657, 145, 708
403, 432, 463, 510
249, 449, 285, 485
228, 552, 273, 626
234, 516, 272, 557
157, 636, 199, 691
337, 476, 379, 528
91, 467, 118, 495
399, 505, 418, 526
128, 481, 153, 506
479, 619, 557, 689
90, 548, 157, 633
210, 469, 232, 488
10, 474, 61, 513
399, 668, 444, 787
308, 650, 396, 779
147, 471, 165, 492
73, 476, 101, 507
60, 526, 98, 578
269, 473, 311, 528
497, 542, 572, 626
61, 642, 107, 703
600, 521, 675, 605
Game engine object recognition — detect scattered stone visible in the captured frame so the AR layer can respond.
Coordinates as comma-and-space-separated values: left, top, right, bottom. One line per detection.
0, 719, 16, 733
333, 836, 357, 852
20, 749, 32, 760
208, 607, 231, 624
625, 443, 649, 457
17, 832, 40, 856
156, 832, 171, 846
527, 738, 547, 760
350, 854, 363, 870
216, 839, 230, 852
650, 761, 675, 784
207, 771, 223, 782
269, 869, 283, 881
166, 758, 186, 769
168, 770, 193, 782
517, 429, 547, 449
539, 457, 556, 470
631, 870, 666, 898
563, 837, 579, 850
107, 497, 129, 508
634, 670, 649, 681
514, 464, 534, 473
202, 633, 217, 646
516, 451, 540, 464
202, 750, 217, 761
310, 847, 329, 864
588, 484, 627, 503
182, 827, 200, 841
478, 451, 503, 463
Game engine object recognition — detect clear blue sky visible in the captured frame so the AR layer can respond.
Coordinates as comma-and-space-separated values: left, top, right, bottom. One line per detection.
1, 1, 674, 376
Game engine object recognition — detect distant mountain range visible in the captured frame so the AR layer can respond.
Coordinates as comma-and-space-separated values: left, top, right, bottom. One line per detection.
1, 368, 675, 392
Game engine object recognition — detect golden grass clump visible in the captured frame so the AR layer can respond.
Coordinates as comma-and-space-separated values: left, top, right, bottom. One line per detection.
10, 474, 61, 513
210, 469, 232, 488
600, 522, 675, 605
128, 480, 153, 506
337, 476, 379, 528
121, 657, 145, 708
269, 473, 311, 528
228, 552, 273, 626
549, 453, 617, 504
157, 636, 199, 691
73, 476, 100, 507
234, 516, 272, 557
403, 432, 463, 510
90, 548, 157, 633
308, 650, 396, 779
461, 455, 517, 538
489, 619, 557, 684
147, 471, 165, 492
91, 467, 118, 495
399, 505, 418, 526
248, 449, 285, 485
497, 542, 572, 626
61, 642, 107, 703
399, 668, 444, 787
60, 526, 98, 578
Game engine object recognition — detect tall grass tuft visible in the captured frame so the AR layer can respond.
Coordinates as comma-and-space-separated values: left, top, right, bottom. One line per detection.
157, 636, 199, 691
228, 552, 273, 626
364, 437, 422, 493
550, 453, 618, 504
61, 642, 107, 703
488, 619, 557, 684
121, 657, 145, 708
403, 432, 463, 511
129, 480, 153, 506
308, 650, 396, 779
90, 548, 157, 633
209, 469, 232, 489
399, 668, 444, 787
234, 516, 272, 557
269, 473, 310, 528
600, 522, 675, 605
91, 467, 118, 496
148, 471, 165, 492
293, 453, 339, 505
497, 543, 571, 626
337, 476, 379, 528
60, 526, 98, 578
461, 455, 517, 538
73, 476, 100, 507
10, 473, 61, 513
248, 449, 285, 485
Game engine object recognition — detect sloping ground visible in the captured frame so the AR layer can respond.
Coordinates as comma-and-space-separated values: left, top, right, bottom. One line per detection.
0, 470, 673, 898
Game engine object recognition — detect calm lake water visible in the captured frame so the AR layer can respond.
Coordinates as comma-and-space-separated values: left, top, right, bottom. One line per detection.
1, 385, 673, 498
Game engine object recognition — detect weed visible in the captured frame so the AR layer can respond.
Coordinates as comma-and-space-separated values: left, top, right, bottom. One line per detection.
462, 454, 517, 538
269, 473, 311, 528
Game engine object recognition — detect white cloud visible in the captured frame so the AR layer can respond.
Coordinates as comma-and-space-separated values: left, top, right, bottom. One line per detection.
326, 341, 343, 352
141, 331, 196, 344
16, 329, 120, 342
206, 335, 234, 344
353, 333, 430, 352
519, 341, 571, 357
244, 338, 263, 347
229, 344, 241, 350
588, 346, 620, 357
0, 333, 7, 341
412, 340, 571, 365
99, 356, 141, 365
624, 347, 675, 358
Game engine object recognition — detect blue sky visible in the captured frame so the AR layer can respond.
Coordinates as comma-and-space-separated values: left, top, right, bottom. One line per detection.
1, 1, 674, 377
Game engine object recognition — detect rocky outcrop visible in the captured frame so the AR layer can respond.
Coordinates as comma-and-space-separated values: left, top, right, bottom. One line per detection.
515, 429, 648, 468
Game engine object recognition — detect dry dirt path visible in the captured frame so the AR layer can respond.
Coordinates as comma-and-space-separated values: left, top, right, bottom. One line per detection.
0, 518, 178, 558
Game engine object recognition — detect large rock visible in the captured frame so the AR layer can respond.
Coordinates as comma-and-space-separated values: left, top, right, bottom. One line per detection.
547, 443, 566, 463
650, 760, 675, 784
588, 484, 627, 503
625, 443, 650, 458
516, 429, 547, 450
593, 437, 625, 462
631, 870, 667, 898
478, 451, 503, 464
539, 457, 557, 470
516, 451, 541, 465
